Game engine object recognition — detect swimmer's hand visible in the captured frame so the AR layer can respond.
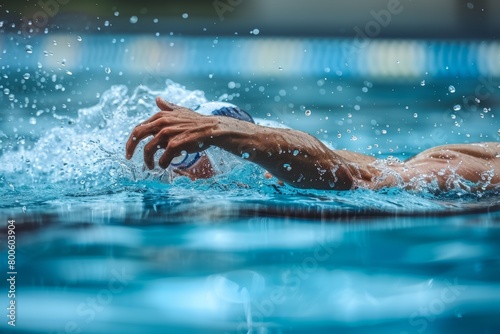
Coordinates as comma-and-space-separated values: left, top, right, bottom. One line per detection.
126, 97, 219, 170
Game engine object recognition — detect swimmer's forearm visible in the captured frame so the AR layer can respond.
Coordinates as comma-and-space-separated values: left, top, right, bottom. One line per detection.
211, 117, 354, 190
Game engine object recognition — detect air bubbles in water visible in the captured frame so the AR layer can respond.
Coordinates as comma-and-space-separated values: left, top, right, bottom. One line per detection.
305, 110, 311, 116
182, 13, 189, 19
105, 67, 111, 74
129, 16, 138, 24
242, 152, 250, 159
283, 163, 292, 171
23, 73, 30, 80
420, 80, 426, 86
250, 28, 260, 35
413, 113, 418, 118
77, 36, 82, 42
453, 105, 461, 111
448, 85, 456, 93
25, 45, 33, 54
293, 149, 299, 156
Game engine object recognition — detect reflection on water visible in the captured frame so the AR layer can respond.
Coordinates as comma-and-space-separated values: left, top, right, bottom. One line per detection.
1, 199, 500, 334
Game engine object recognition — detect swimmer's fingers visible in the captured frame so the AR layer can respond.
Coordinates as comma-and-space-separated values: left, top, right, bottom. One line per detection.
157, 134, 196, 169
126, 117, 168, 159
142, 126, 190, 169
143, 133, 167, 170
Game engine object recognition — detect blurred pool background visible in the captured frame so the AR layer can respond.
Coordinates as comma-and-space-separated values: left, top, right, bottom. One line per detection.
1, 1, 500, 333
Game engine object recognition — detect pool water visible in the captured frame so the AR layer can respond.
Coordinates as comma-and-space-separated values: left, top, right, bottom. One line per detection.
1, 34, 500, 334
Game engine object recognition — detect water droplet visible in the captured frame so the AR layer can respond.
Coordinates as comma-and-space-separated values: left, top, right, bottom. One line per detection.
77, 36, 82, 42
242, 152, 250, 159
413, 113, 418, 118
453, 105, 461, 111
451, 114, 457, 120
283, 163, 292, 171
337, 133, 341, 138
351, 135, 358, 141
29, 117, 37, 125
132, 137, 137, 141
448, 85, 456, 93
182, 13, 189, 19
25, 45, 33, 54
420, 80, 426, 86
23, 73, 30, 80
293, 149, 299, 156
381, 129, 387, 134
129, 16, 138, 24
266, 113, 271, 117
251, 28, 260, 35
66, 71, 73, 75
278, 66, 283, 71
104, 67, 111, 74
305, 110, 311, 116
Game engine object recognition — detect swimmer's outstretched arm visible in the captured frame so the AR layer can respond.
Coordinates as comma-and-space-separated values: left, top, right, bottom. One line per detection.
125, 98, 369, 190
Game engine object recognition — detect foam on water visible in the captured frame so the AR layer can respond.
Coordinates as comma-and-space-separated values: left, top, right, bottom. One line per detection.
0, 80, 497, 214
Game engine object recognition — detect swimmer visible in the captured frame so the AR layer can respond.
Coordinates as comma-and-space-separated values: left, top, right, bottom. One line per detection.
125, 97, 500, 191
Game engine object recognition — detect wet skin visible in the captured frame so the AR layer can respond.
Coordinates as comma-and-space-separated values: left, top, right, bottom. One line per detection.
125, 97, 500, 191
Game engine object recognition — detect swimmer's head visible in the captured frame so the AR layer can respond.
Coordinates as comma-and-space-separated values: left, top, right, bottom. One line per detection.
169, 102, 254, 170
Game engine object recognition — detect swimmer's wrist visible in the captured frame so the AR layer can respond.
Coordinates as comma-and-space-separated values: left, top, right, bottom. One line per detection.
209, 116, 257, 150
